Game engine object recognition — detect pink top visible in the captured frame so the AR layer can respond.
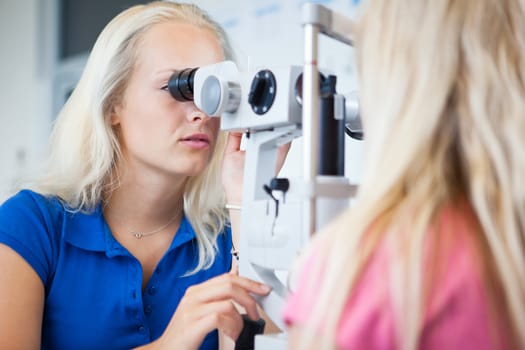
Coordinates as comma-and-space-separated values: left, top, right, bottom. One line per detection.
283, 204, 508, 349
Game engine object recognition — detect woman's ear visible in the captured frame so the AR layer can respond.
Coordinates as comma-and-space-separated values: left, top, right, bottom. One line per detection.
110, 106, 121, 126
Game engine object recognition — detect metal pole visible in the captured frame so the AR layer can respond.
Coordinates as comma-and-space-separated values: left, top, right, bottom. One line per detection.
303, 23, 320, 237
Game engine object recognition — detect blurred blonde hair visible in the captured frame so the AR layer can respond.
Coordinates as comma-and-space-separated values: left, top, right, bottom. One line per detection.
32, 1, 234, 273
301, 0, 525, 348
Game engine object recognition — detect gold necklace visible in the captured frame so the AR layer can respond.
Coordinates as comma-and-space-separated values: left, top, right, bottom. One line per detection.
130, 213, 180, 239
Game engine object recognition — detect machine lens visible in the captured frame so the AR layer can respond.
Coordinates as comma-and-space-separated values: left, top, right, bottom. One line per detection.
168, 67, 198, 101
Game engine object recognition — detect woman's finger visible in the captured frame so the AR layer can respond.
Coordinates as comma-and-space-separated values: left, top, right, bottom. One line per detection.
184, 274, 271, 320
197, 307, 244, 341
225, 132, 243, 154
174, 304, 243, 348
188, 273, 270, 299
190, 284, 261, 321
275, 141, 292, 175
183, 299, 244, 330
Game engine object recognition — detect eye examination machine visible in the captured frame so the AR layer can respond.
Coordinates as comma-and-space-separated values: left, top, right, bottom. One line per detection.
168, 3, 359, 349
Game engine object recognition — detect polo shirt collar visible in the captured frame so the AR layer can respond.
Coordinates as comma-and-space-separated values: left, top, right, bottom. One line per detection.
167, 214, 196, 252
64, 204, 107, 252
64, 205, 197, 255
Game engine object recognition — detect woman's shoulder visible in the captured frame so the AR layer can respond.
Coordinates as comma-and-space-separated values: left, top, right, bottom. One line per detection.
419, 201, 505, 348
284, 201, 492, 349
2, 188, 62, 207
0, 189, 65, 224
218, 222, 232, 244
0, 189, 68, 285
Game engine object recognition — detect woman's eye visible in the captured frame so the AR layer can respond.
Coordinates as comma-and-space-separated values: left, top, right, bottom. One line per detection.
161, 85, 169, 91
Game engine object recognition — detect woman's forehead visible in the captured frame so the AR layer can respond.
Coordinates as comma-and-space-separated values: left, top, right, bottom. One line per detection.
134, 21, 224, 72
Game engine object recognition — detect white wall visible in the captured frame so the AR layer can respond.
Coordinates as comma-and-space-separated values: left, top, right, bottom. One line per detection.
0, 0, 363, 203
0, 0, 53, 202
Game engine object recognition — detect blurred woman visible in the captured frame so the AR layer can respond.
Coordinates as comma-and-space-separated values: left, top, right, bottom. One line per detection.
285, 0, 525, 349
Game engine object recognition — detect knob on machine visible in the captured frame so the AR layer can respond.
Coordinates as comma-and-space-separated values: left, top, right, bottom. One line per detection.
248, 70, 277, 115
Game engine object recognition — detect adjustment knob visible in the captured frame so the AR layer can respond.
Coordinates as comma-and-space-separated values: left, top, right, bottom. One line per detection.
248, 70, 277, 115
269, 178, 290, 193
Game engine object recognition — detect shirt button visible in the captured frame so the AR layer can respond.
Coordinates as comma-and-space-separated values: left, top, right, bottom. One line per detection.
138, 325, 146, 333
144, 305, 152, 315
148, 286, 157, 295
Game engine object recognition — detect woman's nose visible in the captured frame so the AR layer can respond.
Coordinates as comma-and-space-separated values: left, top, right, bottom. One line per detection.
186, 103, 209, 123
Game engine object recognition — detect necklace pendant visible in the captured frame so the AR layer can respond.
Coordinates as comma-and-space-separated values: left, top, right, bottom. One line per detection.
133, 232, 143, 239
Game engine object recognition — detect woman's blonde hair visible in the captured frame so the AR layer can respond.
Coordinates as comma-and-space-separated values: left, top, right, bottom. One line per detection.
302, 0, 525, 348
32, 1, 234, 273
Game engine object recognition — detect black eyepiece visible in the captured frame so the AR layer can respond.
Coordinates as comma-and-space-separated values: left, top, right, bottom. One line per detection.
168, 67, 198, 101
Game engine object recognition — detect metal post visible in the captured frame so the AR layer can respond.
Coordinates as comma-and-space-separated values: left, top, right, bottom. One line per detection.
303, 23, 320, 238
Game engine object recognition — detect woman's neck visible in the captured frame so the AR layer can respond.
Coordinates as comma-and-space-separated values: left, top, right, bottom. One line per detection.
102, 170, 187, 236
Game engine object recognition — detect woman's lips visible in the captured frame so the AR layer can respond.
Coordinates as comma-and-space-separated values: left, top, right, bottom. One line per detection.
180, 133, 210, 149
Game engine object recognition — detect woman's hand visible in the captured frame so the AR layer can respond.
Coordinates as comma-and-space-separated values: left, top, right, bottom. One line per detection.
221, 132, 291, 204
221, 132, 245, 204
153, 272, 271, 350
275, 141, 292, 176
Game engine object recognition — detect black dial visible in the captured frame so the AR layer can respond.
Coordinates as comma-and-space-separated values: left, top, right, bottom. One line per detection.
248, 70, 277, 115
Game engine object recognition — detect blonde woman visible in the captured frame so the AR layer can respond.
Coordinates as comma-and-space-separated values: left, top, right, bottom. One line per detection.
285, 0, 525, 349
0, 2, 284, 349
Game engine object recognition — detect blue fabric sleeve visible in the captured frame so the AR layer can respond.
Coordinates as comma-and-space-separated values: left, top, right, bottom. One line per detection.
219, 223, 233, 271
0, 190, 60, 285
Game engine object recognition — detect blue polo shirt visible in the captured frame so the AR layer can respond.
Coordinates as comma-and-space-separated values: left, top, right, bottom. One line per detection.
0, 190, 232, 349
